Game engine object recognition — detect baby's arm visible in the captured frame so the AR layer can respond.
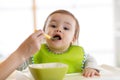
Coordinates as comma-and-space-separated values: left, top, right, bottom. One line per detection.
83, 54, 100, 77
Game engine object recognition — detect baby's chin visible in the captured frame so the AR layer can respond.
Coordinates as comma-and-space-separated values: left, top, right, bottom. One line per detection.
50, 45, 63, 49
47, 40, 62, 46
46, 40, 69, 49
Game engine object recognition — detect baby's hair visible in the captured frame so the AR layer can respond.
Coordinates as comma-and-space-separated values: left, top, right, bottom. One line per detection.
43, 9, 80, 45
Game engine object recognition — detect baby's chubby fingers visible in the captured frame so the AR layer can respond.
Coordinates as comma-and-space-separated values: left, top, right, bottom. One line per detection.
82, 68, 100, 77
83, 71, 91, 77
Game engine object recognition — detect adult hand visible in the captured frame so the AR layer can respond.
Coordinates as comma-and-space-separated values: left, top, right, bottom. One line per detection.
0, 30, 45, 80
15, 30, 44, 59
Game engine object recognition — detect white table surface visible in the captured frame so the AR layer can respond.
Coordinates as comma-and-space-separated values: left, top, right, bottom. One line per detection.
7, 64, 120, 80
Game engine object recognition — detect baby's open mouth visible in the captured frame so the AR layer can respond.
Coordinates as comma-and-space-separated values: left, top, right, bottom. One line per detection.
52, 35, 62, 40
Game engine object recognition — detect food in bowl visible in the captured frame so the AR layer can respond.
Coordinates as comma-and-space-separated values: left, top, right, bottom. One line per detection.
29, 62, 68, 80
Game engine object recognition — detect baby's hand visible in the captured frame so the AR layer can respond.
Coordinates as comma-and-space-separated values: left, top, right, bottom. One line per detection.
82, 68, 100, 77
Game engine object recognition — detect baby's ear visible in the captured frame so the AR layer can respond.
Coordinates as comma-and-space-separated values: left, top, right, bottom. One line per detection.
72, 36, 77, 44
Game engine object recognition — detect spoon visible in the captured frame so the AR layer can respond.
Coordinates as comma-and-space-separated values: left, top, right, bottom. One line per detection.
43, 33, 59, 40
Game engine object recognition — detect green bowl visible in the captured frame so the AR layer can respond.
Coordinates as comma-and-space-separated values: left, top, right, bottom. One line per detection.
29, 62, 68, 80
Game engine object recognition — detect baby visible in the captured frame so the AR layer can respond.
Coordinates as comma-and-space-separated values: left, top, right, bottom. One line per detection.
32, 9, 100, 77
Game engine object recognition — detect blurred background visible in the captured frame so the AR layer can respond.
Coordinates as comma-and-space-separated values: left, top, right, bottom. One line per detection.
0, 0, 119, 67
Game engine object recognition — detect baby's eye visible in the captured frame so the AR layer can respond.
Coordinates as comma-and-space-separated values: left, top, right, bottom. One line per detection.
51, 25, 56, 28
63, 27, 69, 30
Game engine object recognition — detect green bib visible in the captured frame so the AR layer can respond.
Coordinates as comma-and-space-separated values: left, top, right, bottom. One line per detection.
33, 44, 85, 73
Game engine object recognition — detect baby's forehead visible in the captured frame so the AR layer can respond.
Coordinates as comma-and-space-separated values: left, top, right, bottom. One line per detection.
49, 13, 73, 18
48, 13, 76, 23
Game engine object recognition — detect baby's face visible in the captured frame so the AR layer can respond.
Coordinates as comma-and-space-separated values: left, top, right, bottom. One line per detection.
45, 13, 76, 52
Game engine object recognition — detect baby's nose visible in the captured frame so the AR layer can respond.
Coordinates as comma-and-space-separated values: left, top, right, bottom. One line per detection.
56, 29, 62, 32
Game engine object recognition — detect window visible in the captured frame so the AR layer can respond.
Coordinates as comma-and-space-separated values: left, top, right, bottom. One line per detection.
0, 0, 114, 66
